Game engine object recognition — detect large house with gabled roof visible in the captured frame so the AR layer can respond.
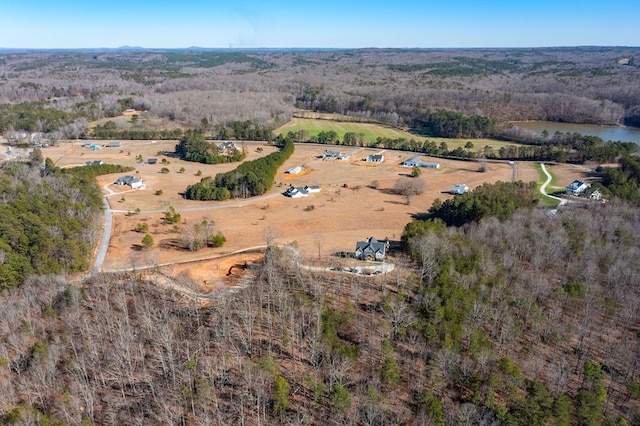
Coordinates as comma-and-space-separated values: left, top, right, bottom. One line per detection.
355, 237, 390, 261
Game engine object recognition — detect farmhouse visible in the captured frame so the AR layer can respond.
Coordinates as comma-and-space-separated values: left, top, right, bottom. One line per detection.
355, 237, 390, 261
114, 175, 144, 189
366, 154, 384, 163
450, 184, 470, 195
283, 185, 320, 198
566, 180, 590, 196
106, 141, 122, 148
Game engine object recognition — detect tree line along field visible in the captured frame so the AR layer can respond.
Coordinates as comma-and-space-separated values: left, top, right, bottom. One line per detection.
275, 116, 521, 151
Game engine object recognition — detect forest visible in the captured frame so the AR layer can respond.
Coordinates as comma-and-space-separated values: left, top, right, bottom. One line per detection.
2, 47, 640, 424
0, 47, 639, 141
0, 189, 639, 424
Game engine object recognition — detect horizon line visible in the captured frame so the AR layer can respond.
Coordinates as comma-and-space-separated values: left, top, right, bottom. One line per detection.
0, 45, 639, 52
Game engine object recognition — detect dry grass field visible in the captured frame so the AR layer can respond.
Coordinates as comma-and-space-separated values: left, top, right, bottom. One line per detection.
43, 140, 594, 291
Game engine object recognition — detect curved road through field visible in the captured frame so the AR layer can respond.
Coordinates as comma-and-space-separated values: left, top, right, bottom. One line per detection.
539, 163, 567, 206
89, 182, 395, 296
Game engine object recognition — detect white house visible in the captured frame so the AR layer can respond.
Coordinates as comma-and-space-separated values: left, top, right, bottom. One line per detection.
450, 184, 470, 195
400, 156, 440, 168
566, 180, 590, 196
219, 141, 237, 151
283, 185, 320, 198
115, 175, 144, 189
285, 166, 303, 174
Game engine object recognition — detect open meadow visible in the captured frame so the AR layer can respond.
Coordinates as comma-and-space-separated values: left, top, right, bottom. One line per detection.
276, 117, 522, 151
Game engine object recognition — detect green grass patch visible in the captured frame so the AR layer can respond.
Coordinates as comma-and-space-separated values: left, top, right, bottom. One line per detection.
275, 118, 414, 142
275, 118, 519, 151
535, 163, 562, 207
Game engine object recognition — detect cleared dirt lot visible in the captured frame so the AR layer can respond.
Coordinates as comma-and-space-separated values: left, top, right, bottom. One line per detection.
43, 141, 594, 289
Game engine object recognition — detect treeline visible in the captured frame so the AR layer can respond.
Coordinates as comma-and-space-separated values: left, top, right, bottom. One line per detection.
175, 129, 246, 164
213, 120, 275, 141
0, 160, 107, 289
403, 181, 538, 232
91, 120, 183, 140
422, 109, 495, 138
185, 137, 294, 200
0, 101, 78, 133
602, 156, 640, 206
399, 201, 639, 425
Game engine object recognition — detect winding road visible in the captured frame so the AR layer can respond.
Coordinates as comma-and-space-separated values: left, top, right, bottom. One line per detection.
539, 163, 567, 206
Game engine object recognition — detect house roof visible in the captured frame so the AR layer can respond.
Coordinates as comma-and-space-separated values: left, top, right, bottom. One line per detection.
567, 180, 586, 190
355, 237, 389, 253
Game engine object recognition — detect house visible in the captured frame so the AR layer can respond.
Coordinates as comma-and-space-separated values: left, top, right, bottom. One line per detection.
450, 184, 470, 195
283, 185, 320, 198
147, 158, 158, 165
320, 150, 350, 160
85, 160, 104, 166
586, 187, 603, 201
355, 237, 390, 261
114, 175, 144, 189
400, 157, 440, 168
285, 166, 303, 174
421, 162, 441, 169
284, 186, 308, 198
400, 156, 423, 167
106, 141, 122, 148
219, 141, 237, 151
566, 180, 590, 196
366, 154, 384, 163
82, 143, 93, 148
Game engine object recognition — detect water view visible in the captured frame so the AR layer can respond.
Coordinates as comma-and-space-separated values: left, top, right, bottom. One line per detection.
511, 121, 640, 145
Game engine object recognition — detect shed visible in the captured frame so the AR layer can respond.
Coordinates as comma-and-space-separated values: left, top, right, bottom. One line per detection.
106, 141, 122, 148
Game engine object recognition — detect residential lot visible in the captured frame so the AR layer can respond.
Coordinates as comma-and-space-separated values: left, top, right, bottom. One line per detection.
42, 140, 591, 290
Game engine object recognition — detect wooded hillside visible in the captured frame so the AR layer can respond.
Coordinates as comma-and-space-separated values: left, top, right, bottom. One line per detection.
1, 47, 639, 140
0, 198, 638, 424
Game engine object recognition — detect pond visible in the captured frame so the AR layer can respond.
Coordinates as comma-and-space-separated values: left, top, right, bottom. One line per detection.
511, 121, 640, 145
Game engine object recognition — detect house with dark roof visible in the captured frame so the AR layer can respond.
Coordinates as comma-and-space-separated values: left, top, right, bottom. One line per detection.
355, 237, 390, 261
566, 180, 590, 196
283, 185, 321, 198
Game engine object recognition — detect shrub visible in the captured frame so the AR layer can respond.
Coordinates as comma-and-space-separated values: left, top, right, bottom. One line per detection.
209, 233, 226, 247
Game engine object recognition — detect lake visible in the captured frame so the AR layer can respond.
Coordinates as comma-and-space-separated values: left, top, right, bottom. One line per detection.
511, 121, 640, 145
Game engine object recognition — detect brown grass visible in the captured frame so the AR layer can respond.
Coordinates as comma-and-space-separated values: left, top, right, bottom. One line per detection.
45, 141, 595, 286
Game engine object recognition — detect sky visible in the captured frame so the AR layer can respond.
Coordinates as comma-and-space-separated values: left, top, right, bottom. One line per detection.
1, 0, 639, 49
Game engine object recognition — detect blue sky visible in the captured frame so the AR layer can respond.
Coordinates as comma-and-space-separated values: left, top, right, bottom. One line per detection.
1, 0, 639, 49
